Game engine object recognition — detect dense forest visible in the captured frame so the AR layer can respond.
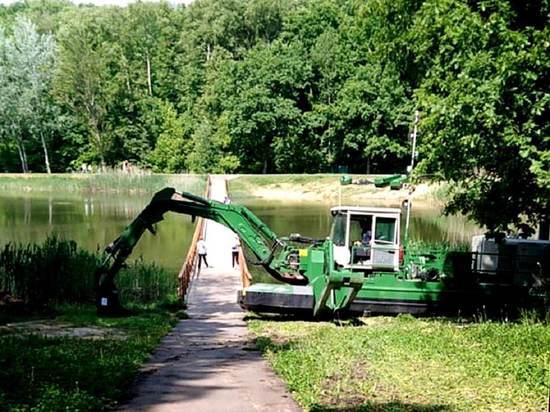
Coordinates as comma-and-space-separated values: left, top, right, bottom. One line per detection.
0, 0, 548, 232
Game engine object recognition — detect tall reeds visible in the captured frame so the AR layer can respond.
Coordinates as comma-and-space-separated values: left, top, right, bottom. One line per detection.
0, 236, 177, 305
0, 173, 205, 194
0, 237, 96, 304
117, 258, 178, 303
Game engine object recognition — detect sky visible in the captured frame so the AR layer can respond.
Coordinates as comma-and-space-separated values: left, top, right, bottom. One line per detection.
0, 0, 195, 5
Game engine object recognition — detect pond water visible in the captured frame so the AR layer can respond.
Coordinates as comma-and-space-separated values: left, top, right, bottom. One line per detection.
0, 191, 483, 274
0, 192, 195, 273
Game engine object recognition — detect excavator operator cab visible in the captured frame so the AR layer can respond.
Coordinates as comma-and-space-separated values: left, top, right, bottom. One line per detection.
330, 206, 401, 271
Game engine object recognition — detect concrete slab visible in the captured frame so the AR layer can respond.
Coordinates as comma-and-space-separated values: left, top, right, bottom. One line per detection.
119, 176, 301, 412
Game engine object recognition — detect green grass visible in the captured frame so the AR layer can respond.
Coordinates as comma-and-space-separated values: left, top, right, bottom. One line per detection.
0, 173, 205, 194
232, 174, 353, 186
249, 315, 550, 411
0, 304, 180, 411
0, 237, 185, 410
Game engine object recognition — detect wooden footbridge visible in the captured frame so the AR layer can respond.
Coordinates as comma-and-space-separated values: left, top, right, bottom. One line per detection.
120, 176, 299, 412
178, 175, 252, 300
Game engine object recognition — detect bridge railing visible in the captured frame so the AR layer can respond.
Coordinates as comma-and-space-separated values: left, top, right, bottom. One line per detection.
238, 246, 253, 288
178, 175, 211, 301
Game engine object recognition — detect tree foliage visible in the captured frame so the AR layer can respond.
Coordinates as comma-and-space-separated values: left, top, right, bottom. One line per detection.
413, 0, 549, 233
0, 0, 547, 232
0, 16, 56, 173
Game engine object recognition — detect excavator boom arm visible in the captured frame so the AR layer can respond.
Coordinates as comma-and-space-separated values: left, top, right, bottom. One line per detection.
96, 187, 361, 317
96, 188, 304, 306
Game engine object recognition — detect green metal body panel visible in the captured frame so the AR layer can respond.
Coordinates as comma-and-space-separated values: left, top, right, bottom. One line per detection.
358, 273, 482, 302
374, 174, 402, 188
305, 249, 324, 277
340, 175, 353, 185
390, 176, 407, 190
240, 271, 527, 316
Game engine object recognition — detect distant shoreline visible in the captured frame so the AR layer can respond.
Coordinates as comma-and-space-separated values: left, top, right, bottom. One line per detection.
227, 174, 446, 207
0, 173, 205, 194
0, 173, 446, 206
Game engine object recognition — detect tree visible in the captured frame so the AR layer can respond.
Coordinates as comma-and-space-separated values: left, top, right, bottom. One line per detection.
0, 27, 24, 171
0, 16, 57, 173
54, 9, 120, 166
413, 0, 549, 234
119, 2, 183, 100
186, 114, 240, 173
319, 62, 411, 173
204, 40, 314, 173
148, 101, 190, 173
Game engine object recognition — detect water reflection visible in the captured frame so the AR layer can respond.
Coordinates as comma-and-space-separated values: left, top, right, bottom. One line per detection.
0, 192, 195, 273
242, 200, 482, 245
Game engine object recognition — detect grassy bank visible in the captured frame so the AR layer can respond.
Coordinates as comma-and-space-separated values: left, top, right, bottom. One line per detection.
229, 174, 444, 205
0, 304, 180, 411
0, 173, 205, 194
249, 315, 550, 411
0, 173, 441, 204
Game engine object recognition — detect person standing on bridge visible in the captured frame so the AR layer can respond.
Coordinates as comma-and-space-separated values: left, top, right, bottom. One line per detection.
197, 237, 209, 271
231, 235, 240, 268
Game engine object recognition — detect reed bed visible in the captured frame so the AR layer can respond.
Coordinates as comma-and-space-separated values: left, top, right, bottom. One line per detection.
0, 236, 178, 306
0, 173, 205, 194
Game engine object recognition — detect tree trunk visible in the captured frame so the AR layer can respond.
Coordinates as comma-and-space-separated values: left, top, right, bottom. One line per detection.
22, 144, 29, 173
17, 142, 29, 173
40, 131, 51, 174
146, 52, 152, 96
539, 219, 549, 240
17, 144, 26, 173
262, 158, 268, 174
99, 151, 106, 169
90, 123, 106, 168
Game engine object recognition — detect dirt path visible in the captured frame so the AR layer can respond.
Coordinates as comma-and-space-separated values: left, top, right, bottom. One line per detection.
119, 176, 300, 412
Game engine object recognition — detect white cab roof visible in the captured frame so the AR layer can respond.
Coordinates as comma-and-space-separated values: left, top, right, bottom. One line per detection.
330, 206, 401, 215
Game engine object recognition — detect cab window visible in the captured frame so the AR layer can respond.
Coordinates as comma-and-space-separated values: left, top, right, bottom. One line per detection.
349, 219, 363, 244
375, 217, 396, 244
330, 213, 346, 246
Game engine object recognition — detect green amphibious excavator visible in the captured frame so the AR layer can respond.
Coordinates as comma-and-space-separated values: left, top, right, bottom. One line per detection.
95, 188, 547, 317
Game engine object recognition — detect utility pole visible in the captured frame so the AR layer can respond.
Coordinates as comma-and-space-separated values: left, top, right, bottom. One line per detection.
410, 110, 419, 170
405, 110, 419, 241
